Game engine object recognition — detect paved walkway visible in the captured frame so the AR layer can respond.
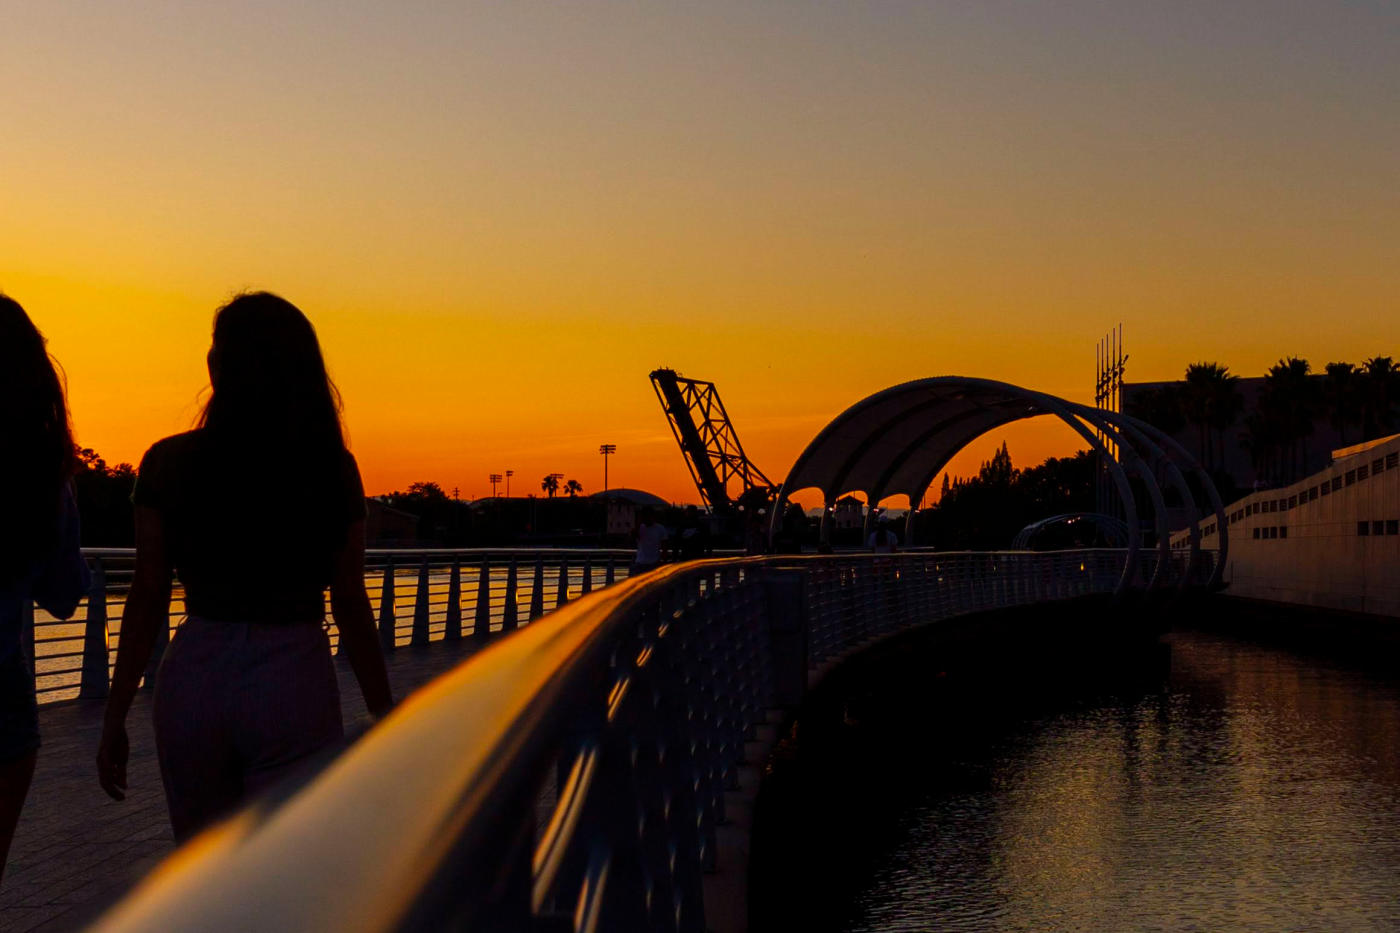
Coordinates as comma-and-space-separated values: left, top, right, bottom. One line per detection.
2, 638, 485, 932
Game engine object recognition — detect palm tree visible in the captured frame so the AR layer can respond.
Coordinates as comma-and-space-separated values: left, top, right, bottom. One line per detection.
1323, 362, 1360, 446
1182, 363, 1242, 470
1360, 356, 1400, 441
541, 474, 560, 498
1262, 357, 1318, 481
1124, 384, 1187, 437
564, 479, 583, 498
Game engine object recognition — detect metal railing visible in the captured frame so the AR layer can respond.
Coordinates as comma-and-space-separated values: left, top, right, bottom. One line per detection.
93, 549, 1131, 933
26, 547, 637, 704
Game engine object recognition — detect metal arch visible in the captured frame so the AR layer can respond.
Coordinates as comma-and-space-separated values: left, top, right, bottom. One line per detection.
1071, 408, 1171, 591
1011, 512, 1132, 549
771, 377, 1145, 595
1110, 410, 1229, 588
1070, 404, 1203, 590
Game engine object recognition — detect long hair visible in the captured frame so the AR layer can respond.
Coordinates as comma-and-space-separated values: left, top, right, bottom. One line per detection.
0, 295, 77, 581
194, 293, 352, 552
198, 292, 346, 456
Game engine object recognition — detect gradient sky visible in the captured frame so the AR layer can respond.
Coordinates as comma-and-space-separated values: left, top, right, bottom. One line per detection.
4, 1, 1397, 504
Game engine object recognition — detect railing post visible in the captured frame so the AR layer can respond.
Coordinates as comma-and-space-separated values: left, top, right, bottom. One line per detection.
529, 559, 545, 621
555, 559, 570, 610
605, 557, 616, 586
79, 557, 111, 698
444, 559, 462, 641
473, 558, 492, 642
378, 556, 397, 653
581, 558, 593, 596
502, 559, 519, 631
411, 557, 432, 647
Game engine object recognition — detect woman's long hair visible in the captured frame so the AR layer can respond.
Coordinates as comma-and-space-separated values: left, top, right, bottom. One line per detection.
0, 295, 77, 582
194, 293, 352, 551
198, 292, 346, 456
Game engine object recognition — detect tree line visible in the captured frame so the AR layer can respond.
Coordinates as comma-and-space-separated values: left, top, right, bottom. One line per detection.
1126, 356, 1400, 490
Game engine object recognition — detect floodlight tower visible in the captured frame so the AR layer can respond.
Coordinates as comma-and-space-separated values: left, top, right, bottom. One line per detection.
505, 470, 514, 497
599, 444, 616, 493
489, 473, 503, 498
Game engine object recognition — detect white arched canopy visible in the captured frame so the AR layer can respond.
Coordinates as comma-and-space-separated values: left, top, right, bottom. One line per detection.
772, 377, 1227, 591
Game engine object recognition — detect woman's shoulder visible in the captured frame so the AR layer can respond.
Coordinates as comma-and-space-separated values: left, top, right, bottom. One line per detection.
140, 430, 204, 468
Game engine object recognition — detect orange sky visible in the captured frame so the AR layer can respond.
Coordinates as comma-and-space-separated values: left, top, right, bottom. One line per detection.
3, 3, 1396, 504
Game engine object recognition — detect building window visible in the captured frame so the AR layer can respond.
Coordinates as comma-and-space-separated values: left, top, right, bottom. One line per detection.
1280, 526, 1287, 539
1269, 526, 1279, 539
1374, 521, 1385, 536
1346, 470, 1357, 486
1309, 486, 1319, 501
1388, 520, 1399, 536
1388, 452, 1399, 469
1373, 458, 1385, 474
1253, 527, 1261, 539
1332, 477, 1342, 492
1288, 495, 1298, 508
1358, 464, 1369, 480
1359, 521, 1370, 536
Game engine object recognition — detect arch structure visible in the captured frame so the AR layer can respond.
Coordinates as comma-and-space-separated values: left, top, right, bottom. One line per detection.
771, 377, 1227, 593
1011, 512, 1132, 550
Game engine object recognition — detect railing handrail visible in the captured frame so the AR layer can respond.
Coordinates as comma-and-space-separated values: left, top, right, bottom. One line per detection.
93, 554, 769, 932
91, 548, 1136, 932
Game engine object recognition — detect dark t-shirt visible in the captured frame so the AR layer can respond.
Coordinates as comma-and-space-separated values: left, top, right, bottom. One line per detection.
133, 430, 365, 625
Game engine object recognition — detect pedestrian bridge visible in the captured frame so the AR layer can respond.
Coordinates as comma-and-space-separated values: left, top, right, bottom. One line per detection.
82, 377, 1227, 932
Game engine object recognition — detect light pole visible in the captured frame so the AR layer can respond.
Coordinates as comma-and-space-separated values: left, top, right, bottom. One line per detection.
489, 473, 502, 498
599, 444, 616, 493
505, 470, 514, 498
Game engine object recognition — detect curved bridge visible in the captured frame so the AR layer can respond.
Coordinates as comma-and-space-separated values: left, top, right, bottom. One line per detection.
90, 378, 1225, 933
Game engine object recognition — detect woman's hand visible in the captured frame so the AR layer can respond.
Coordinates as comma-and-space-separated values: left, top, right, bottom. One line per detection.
97, 718, 129, 801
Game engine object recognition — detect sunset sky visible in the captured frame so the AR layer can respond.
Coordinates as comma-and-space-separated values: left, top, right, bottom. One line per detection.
4, 1, 1397, 505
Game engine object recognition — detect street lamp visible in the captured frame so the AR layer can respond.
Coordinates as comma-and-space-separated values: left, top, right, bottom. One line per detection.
489, 473, 503, 498
599, 443, 616, 493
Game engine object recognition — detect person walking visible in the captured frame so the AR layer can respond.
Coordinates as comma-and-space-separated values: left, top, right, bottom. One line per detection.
632, 508, 669, 575
0, 297, 89, 882
97, 292, 393, 842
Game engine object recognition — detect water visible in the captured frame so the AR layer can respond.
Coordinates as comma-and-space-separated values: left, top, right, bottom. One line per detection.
842, 630, 1400, 932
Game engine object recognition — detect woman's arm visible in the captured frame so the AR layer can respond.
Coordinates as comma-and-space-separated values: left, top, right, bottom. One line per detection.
329, 520, 393, 718
32, 483, 90, 620
97, 505, 172, 801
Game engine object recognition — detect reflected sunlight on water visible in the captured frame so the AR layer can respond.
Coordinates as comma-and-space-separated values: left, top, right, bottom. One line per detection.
847, 632, 1400, 932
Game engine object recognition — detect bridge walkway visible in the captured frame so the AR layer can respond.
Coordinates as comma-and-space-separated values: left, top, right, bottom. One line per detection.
1, 637, 485, 933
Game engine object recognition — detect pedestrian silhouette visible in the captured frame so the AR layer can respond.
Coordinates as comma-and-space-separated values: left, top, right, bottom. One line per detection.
0, 296, 89, 883
97, 292, 393, 842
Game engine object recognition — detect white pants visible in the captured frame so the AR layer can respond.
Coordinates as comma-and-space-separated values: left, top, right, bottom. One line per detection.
152, 616, 343, 841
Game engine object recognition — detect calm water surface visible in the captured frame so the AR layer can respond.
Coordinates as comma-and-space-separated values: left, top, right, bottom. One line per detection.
845, 631, 1400, 932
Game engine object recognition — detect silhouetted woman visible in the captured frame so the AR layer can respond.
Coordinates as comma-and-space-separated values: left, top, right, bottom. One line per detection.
97, 292, 393, 842
0, 297, 89, 881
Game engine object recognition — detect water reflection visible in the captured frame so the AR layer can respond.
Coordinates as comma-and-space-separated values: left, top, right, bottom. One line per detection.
846, 631, 1400, 932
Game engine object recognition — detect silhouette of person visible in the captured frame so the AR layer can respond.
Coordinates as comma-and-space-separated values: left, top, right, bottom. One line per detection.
97, 292, 393, 842
0, 297, 89, 883
867, 518, 898, 554
677, 505, 711, 561
632, 508, 669, 575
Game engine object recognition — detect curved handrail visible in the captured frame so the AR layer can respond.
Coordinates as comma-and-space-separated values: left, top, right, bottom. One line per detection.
92, 549, 1133, 933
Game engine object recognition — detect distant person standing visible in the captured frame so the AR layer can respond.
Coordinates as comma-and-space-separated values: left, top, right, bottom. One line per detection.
867, 519, 899, 554
97, 292, 393, 842
0, 297, 89, 883
632, 508, 669, 575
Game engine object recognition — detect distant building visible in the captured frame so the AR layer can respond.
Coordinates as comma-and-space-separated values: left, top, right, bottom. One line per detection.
365, 497, 419, 547
605, 498, 637, 536
1174, 433, 1400, 618
832, 495, 864, 530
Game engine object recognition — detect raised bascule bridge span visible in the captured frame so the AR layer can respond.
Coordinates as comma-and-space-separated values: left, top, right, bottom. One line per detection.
84, 378, 1226, 933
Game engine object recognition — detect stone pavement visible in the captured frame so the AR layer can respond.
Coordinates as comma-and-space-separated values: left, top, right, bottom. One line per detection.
1, 637, 484, 932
